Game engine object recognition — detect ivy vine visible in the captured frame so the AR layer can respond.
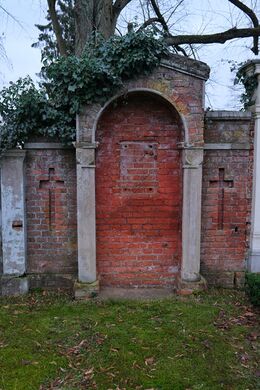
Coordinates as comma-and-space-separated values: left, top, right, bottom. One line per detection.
0, 31, 168, 153
232, 61, 258, 109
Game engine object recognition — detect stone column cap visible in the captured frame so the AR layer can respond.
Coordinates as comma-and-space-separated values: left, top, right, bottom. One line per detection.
1, 149, 26, 158
74, 142, 98, 149
239, 59, 260, 76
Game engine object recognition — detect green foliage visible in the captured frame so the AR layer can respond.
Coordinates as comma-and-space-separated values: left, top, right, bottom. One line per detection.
32, 0, 75, 64
0, 31, 168, 152
246, 272, 260, 306
0, 76, 76, 152
232, 61, 258, 109
0, 290, 258, 389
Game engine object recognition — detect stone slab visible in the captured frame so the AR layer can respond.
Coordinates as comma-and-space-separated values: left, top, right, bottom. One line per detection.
98, 287, 175, 300
0, 276, 29, 296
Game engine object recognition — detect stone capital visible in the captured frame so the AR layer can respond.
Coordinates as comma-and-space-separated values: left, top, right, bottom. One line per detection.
76, 147, 95, 167
182, 148, 203, 168
1, 149, 26, 161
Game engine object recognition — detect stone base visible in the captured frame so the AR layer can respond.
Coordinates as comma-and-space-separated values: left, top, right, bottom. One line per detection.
28, 273, 75, 291
0, 276, 29, 296
74, 280, 100, 300
99, 287, 174, 300
176, 275, 207, 295
201, 270, 245, 288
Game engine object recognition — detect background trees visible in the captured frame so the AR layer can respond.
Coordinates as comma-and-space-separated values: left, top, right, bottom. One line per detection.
43, 0, 260, 58
0, 0, 259, 152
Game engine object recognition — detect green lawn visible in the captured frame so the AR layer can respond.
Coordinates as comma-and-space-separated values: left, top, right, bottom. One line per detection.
0, 289, 259, 390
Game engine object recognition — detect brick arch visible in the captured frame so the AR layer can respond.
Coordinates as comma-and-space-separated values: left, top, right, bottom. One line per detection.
92, 88, 189, 145
95, 91, 184, 287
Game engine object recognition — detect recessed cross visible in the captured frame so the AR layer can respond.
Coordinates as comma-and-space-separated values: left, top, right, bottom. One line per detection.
209, 168, 234, 230
39, 168, 65, 229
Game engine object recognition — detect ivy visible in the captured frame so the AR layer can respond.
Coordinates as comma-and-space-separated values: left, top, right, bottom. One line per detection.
230, 60, 258, 109
0, 31, 168, 152
235, 67, 258, 109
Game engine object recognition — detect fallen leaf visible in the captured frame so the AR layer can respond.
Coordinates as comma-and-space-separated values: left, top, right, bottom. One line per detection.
145, 357, 155, 366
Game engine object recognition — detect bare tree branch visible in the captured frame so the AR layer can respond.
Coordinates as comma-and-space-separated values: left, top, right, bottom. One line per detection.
164, 26, 260, 48
47, 0, 67, 56
166, 0, 185, 25
0, 5, 24, 30
228, 0, 259, 54
175, 45, 188, 56
149, 0, 169, 33
137, 17, 161, 31
113, 0, 132, 18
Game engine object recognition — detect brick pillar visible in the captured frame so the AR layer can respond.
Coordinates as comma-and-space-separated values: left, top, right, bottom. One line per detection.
75, 143, 98, 295
181, 148, 204, 282
0, 150, 28, 295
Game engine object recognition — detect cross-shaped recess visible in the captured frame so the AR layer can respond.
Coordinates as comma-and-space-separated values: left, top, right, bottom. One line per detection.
209, 168, 234, 230
39, 168, 65, 229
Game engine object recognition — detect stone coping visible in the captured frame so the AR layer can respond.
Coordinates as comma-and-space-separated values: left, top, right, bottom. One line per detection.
204, 143, 251, 150
24, 142, 73, 149
161, 54, 210, 81
205, 111, 252, 120
0, 149, 26, 158
239, 59, 260, 73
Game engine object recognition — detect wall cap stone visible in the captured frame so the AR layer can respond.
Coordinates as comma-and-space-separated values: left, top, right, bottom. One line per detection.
205, 111, 252, 120
239, 59, 260, 75
161, 54, 210, 81
24, 142, 73, 149
74, 142, 98, 149
204, 143, 251, 150
0, 149, 26, 158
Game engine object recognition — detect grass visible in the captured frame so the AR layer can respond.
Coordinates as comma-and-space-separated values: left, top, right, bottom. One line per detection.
0, 289, 259, 390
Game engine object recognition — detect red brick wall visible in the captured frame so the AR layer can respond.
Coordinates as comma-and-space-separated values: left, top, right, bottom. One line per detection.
96, 93, 183, 287
25, 148, 77, 276
201, 114, 253, 286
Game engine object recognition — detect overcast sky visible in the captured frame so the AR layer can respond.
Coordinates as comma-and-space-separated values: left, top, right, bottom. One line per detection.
0, 0, 259, 110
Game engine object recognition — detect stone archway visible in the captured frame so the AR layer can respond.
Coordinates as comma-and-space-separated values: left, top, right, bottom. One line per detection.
76, 88, 204, 291
95, 92, 184, 287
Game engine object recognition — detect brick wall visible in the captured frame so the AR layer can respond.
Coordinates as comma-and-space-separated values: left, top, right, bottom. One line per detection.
78, 55, 209, 147
96, 93, 183, 287
201, 112, 253, 287
25, 146, 77, 278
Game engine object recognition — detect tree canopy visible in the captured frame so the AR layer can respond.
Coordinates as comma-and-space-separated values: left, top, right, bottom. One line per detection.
0, 0, 259, 153
40, 0, 260, 59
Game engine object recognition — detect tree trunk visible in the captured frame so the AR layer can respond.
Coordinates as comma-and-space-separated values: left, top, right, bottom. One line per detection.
75, 0, 116, 56
75, 0, 94, 56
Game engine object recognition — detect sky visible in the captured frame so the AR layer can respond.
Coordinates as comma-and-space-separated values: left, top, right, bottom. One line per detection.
0, 0, 259, 110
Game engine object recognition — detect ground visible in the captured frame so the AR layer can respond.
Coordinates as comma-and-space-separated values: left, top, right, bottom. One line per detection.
0, 289, 259, 390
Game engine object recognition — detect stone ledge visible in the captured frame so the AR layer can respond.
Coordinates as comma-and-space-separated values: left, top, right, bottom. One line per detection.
0, 149, 26, 158
24, 142, 73, 150
161, 54, 210, 81
205, 111, 252, 121
204, 143, 251, 150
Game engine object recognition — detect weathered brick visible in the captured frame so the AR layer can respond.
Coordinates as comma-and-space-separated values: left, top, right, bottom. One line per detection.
96, 93, 183, 287
25, 148, 77, 276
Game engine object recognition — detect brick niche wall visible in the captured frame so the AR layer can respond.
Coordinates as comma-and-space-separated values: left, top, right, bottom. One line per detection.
25, 147, 77, 279
201, 113, 253, 287
96, 93, 183, 287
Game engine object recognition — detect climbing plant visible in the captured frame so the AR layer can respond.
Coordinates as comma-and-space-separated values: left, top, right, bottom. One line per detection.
0, 31, 168, 153
234, 65, 258, 109
229, 60, 258, 109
